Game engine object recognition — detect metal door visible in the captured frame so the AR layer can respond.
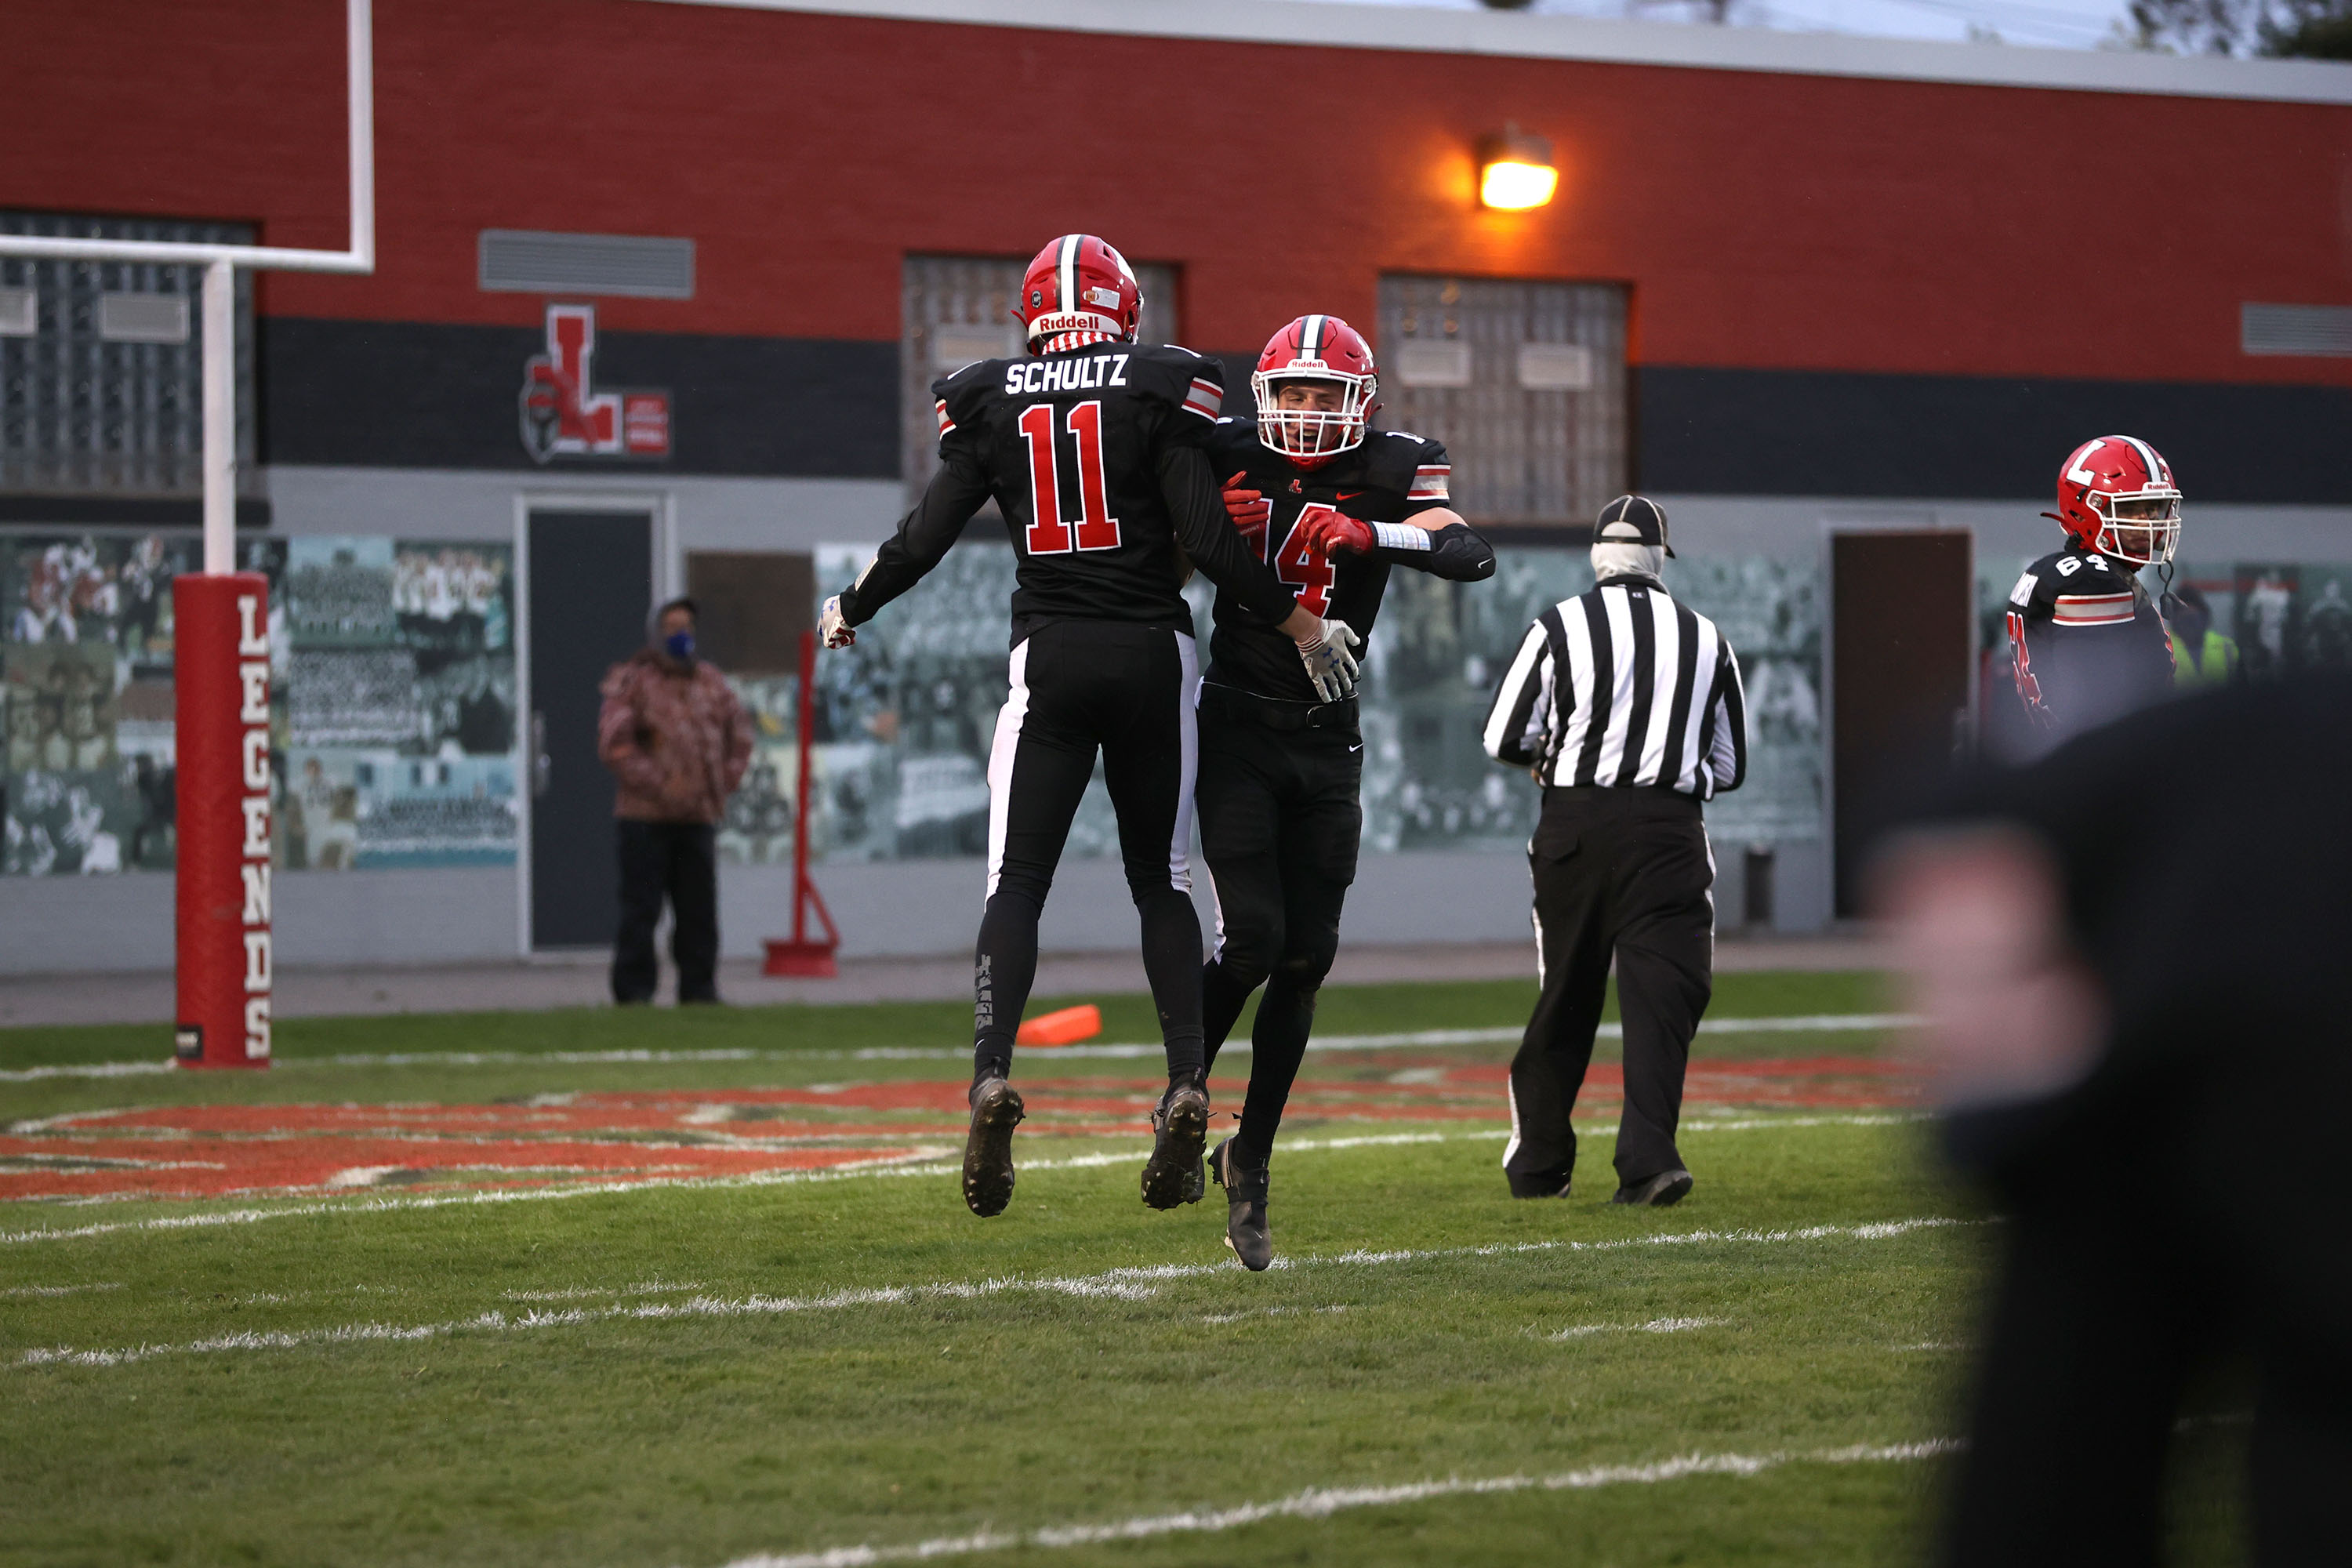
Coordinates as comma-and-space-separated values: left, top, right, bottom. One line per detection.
1830, 530, 1973, 916
527, 507, 653, 949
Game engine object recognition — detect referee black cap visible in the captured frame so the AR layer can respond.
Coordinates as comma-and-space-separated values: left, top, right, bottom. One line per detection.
1595, 495, 1674, 557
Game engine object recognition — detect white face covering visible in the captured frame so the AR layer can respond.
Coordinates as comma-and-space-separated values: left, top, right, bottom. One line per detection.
1591, 542, 1664, 581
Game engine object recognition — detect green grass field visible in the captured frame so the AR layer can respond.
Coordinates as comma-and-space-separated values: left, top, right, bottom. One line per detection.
0, 973, 2213, 1566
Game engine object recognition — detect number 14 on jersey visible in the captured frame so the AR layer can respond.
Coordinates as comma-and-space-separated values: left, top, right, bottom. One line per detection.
1018, 401, 1121, 555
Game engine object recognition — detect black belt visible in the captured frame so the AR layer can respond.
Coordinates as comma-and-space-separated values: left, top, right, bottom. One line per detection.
1199, 681, 1359, 733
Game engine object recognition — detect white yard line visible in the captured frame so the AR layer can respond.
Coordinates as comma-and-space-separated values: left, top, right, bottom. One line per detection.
0, 1118, 1926, 1246
1551, 1315, 1726, 1340
709, 1439, 1962, 1568
0, 1280, 123, 1298
0, 1012, 1924, 1082
13, 1218, 1970, 1371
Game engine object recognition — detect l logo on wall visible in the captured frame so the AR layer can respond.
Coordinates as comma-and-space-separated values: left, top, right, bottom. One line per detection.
519, 303, 672, 463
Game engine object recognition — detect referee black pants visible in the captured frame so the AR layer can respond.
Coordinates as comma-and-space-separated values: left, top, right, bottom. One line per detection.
1507, 786, 1715, 1196
1196, 688, 1362, 1160
973, 619, 1203, 1080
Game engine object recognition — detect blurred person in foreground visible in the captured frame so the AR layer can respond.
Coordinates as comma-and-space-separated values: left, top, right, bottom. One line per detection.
2000, 436, 2180, 760
1880, 673, 2352, 1565
597, 597, 752, 1005
1481, 497, 1746, 1207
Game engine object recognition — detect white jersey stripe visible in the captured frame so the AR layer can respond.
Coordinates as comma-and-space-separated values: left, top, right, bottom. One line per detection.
1637, 589, 1680, 786
1592, 584, 1640, 782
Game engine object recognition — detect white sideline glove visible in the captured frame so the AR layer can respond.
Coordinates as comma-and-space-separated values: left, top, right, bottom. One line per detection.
818, 594, 855, 650
1294, 619, 1362, 704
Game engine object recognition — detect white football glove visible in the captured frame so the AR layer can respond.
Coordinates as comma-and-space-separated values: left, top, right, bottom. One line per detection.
818, 593, 855, 650
1294, 619, 1362, 704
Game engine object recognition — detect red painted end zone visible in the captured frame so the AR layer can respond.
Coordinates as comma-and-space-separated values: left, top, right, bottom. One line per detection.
4, 1058, 1914, 1203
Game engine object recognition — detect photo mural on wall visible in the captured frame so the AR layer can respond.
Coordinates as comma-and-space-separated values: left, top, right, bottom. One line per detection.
0, 531, 518, 877
800, 543, 1827, 869
1, 532, 282, 877
280, 538, 519, 869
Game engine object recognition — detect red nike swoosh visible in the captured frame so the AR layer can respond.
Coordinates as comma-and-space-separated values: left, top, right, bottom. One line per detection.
1334, 491, 1367, 501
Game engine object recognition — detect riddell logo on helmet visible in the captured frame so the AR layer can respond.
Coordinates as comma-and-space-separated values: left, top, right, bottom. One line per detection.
1027, 311, 1110, 336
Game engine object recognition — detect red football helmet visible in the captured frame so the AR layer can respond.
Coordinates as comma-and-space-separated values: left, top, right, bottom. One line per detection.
1015, 234, 1142, 354
2049, 435, 2181, 568
1252, 314, 1378, 465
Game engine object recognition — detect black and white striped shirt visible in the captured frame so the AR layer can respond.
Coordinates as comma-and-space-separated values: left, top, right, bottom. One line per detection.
1483, 574, 1747, 798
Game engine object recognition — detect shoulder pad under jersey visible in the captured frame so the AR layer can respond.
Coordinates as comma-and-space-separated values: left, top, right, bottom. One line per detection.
929, 358, 1004, 445
1120, 342, 1225, 423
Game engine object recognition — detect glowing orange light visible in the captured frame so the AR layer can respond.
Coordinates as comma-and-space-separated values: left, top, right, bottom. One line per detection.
1478, 125, 1557, 211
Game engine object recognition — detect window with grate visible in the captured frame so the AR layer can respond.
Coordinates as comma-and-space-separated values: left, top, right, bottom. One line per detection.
902, 256, 1179, 498
1375, 277, 1626, 531
0, 212, 258, 498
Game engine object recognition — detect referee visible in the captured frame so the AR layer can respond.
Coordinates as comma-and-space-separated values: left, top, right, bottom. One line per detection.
1481, 495, 1747, 1207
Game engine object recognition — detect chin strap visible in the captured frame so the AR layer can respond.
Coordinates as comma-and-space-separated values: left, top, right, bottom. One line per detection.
2158, 560, 2180, 622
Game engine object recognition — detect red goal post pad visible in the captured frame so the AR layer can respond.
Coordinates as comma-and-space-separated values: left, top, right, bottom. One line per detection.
173, 573, 274, 1069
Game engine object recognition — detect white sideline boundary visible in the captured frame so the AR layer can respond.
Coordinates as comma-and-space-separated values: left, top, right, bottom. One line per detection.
708, 1439, 1962, 1568
13, 1216, 1969, 1370
0, 1012, 1922, 1081
0, 1118, 1923, 1246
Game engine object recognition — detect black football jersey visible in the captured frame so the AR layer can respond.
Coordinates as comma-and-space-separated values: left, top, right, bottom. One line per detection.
836, 343, 1295, 647
2003, 544, 2176, 746
1198, 419, 1495, 703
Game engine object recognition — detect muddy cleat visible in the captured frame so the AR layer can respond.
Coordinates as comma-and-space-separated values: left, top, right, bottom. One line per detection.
962, 1073, 1025, 1218
1141, 1074, 1210, 1210
1207, 1135, 1273, 1271
1610, 1168, 1693, 1207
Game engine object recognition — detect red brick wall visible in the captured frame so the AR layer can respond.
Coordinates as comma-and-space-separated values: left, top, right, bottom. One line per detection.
8, 0, 2347, 385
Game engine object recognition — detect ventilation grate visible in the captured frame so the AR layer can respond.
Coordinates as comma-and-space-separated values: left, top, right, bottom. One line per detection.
2242, 303, 2352, 357
478, 230, 695, 299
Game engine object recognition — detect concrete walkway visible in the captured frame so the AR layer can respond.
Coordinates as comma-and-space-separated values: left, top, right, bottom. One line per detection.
0, 934, 1887, 1029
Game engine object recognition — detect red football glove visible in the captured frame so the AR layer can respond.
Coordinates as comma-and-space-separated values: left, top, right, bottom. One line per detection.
1301, 510, 1376, 557
1221, 471, 1271, 546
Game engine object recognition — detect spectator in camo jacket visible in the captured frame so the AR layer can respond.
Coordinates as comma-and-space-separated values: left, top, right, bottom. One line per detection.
597, 597, 753, 1004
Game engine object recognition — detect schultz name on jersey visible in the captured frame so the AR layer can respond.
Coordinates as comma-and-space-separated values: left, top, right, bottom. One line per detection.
837, 343, 1294, 644
2004, 543, 2175, 742
1200, 419, 1494, 703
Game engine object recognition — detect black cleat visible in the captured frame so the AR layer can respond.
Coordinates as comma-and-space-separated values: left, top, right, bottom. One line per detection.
1610, 1168, 1693, 1207
1207, 1135, 1273, 1271
962, 1075, 1025, 1218
1141, 1075, 1210, 1211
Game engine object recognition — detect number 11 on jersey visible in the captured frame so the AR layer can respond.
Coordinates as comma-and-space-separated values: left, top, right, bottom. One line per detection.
1018, 401, 1122, 555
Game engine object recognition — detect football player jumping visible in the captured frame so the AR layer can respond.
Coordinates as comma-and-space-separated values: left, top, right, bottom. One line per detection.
1192, 315, 1494, 1268
2004, 435, 2180, 754
818, 237, 1359, 1221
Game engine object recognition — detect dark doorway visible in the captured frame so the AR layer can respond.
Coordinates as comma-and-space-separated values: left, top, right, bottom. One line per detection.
528, 508, 654, 950
1831, 530, 1973, 916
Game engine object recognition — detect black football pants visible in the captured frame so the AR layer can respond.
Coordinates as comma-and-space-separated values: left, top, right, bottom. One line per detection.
1508, 786, 1714, 1196
974, 619, 1203, 1080
1197, 691, 1362, 1160
612, 819, 720, 1004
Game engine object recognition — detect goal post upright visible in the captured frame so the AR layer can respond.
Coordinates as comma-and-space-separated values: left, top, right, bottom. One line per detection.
0, 0, 377, 1067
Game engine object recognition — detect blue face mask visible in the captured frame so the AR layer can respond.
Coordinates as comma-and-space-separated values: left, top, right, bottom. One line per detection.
663, 630, 695, 663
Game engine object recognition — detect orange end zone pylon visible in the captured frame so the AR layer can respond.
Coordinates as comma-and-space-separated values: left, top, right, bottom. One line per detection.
764, 628, 840, 978
1016, 1004, 1102, 1046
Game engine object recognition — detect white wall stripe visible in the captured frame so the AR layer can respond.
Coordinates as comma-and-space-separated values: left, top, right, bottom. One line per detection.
707, 1439, 1961, 1568
13, 1216, 1972, 1368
